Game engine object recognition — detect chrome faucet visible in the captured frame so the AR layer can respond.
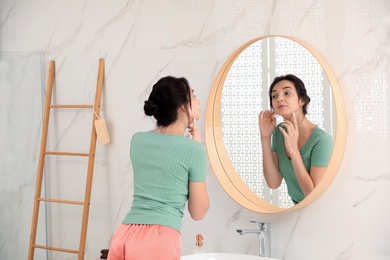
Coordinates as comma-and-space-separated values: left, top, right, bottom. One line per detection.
236, 221, 271, 258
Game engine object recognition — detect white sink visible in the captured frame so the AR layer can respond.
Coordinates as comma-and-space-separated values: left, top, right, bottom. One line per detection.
181, 253, 279, 260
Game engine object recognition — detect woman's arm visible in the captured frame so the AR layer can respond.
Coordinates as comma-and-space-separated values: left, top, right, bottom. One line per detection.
261, 137, 283, 188
188, 181, 209, 220
308, 166, 327, 187
186, 118, 209, 220
288, 153, 317, 196
259, 111, 283, 188
279, 113, 325, 196
289, 155, 327, 196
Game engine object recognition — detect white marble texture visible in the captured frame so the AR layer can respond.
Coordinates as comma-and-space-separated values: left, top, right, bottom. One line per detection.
1, 0, 390, 259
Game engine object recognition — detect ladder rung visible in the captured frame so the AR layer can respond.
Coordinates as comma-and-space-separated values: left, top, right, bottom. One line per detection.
49, 105, 93, 109
38, 198, 84, 205
33, 244, 79, 254
45, 151, 90, 157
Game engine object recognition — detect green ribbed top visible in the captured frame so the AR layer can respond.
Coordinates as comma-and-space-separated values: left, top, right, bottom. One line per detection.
122, 131, 207, 232
272, 124, 333, 204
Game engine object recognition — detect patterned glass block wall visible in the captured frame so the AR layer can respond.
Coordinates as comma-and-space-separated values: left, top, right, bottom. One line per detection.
221, 40, 265, 202
221, 37, 333, 208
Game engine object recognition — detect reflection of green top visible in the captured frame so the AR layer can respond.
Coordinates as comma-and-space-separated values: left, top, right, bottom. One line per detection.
271, 124, 333, 204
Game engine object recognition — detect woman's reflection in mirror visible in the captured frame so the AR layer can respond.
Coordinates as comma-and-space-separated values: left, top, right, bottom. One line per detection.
259, 74, 333, 204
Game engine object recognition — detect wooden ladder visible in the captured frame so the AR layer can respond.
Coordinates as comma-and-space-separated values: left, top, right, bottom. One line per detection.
28, 58, 105, 260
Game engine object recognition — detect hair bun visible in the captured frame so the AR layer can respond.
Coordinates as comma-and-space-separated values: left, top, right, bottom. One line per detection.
144, 99, 158, 116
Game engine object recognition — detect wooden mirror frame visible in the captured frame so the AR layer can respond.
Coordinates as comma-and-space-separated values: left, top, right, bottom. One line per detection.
205, 35, 347, 214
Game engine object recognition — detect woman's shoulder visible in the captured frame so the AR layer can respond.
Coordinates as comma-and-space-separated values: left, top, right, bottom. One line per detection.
131, 131, 162, 143
273, 122, 284, 131
272, 122, 285, 136
132, 131, 203, 146
311, 126, 333, 144
313, 126, 332, 138
131, 131, 152, 139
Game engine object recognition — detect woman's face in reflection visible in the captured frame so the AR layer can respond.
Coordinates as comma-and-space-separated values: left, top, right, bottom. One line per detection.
271, 80, 304, 118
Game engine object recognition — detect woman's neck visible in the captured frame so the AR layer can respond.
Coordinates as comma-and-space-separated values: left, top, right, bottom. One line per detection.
297, 116, 315, 134
285, 112, 312, 132
155, 121, 187, 136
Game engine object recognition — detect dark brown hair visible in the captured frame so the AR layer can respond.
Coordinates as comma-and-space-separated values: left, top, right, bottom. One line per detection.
144, 76, 192, 127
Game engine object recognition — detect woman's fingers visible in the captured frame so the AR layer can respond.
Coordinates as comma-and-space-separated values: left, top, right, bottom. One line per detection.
259, 110, 275, 119
191, 119, 196, 130
259, 110, 276, 138
278, 125, 287, 135
292, 112, 298, 128
281, 121, 292, 132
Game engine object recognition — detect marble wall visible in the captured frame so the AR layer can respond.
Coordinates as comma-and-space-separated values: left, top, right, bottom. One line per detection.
0, 53, 47, 260
1, 0, 389, 259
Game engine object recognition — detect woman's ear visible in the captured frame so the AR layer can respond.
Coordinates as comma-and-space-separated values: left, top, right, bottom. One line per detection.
179, 104, 190, 120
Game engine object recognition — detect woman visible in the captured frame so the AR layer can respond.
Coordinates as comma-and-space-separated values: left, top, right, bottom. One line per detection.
108, 76, 209, 259
259, 74, 333, 204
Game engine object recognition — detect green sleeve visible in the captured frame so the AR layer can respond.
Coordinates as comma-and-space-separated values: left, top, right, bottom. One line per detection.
311, 132, 333, 166
188, 143, 207, 182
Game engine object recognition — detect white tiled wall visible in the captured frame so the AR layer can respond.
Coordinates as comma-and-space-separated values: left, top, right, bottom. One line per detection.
1, 0, 389, 259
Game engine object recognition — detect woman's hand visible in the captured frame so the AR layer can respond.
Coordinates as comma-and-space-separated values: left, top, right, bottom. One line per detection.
259, 110, 276, 138
279, 113, 300, 156
187, 119, 202, 143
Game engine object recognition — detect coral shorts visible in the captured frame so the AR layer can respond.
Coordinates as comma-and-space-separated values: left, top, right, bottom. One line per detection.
107, 224, 181, 260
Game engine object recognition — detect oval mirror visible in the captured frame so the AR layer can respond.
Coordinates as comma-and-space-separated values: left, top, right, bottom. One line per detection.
205, 35, 346, 213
